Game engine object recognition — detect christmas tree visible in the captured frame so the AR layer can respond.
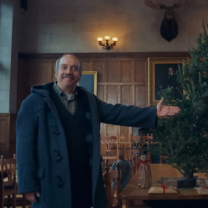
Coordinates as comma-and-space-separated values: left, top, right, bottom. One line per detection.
153, 21, 208, 179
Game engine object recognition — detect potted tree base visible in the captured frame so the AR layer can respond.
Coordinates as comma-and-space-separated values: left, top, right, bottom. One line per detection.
177, 173, 197, 188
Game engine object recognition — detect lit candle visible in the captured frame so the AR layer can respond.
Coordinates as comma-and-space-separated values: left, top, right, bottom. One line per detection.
97, 37, 103, 41
105, 36, 110, 40
112, 37, 118, 41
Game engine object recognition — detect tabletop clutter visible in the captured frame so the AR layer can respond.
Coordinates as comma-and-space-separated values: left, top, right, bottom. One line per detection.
138, 151, 208, 195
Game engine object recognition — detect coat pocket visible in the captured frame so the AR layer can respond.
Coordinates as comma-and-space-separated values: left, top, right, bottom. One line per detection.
37, 168, 45, 203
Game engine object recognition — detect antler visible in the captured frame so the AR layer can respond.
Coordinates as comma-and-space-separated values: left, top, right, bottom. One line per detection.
144, 0, 164, 10
144, 0, 188, 10
172, 0, 189, 9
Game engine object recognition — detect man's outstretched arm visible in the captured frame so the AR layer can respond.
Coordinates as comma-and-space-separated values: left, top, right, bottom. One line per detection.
97, 97, 180, 128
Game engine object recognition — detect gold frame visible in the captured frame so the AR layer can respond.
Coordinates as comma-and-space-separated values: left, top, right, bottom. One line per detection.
148, 57, 189, 106
81, 71, 97, 95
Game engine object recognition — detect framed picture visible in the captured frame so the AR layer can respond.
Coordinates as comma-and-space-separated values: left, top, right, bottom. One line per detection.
148, 57, 189, 106
78, 71, 97, 95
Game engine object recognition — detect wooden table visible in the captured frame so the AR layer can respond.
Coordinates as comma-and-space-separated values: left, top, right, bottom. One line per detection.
119, 171, 208, 208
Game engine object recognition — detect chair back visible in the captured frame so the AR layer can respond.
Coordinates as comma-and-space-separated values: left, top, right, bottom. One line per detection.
127, 159, 133, 178
101, 136, 119, 165
101, 136, 118, 150
133, 152, 140, 171
132, 156, 137, 175
0, 155, 16, 188
130, 134, 141, 157
117, 134, 125, 143
0, 154, 17, 208
104, 164, 121, 208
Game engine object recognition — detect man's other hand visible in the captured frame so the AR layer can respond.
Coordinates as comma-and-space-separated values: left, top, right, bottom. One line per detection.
157, 97, 181, 117
25, 191, 40, 203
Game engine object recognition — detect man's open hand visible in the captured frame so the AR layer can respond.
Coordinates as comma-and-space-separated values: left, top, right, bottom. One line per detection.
25, 191, 40, 203
156, 97, 181, 117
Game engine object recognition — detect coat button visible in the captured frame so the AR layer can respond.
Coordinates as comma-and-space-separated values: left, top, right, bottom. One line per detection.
53, 150, 62, 161
54, 175, 65, 186
56, 155, 63, 161
53, 131, 60, 135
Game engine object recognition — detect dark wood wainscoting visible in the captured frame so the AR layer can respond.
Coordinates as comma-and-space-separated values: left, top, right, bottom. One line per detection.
17, 52, 190, 159
0, 113, 16, 157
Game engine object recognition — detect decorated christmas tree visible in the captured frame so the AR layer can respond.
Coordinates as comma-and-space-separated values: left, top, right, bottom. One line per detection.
151, 21, 208, 187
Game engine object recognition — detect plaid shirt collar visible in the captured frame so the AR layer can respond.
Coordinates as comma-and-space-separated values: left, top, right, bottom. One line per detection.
53, 82, 78, 101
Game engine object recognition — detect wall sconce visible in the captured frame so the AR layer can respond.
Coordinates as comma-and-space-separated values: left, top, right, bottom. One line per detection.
97, 36, 118, 50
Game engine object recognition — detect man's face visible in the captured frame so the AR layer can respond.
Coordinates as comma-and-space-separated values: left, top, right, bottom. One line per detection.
55, 55, 81, 90
168, 68, 174, 76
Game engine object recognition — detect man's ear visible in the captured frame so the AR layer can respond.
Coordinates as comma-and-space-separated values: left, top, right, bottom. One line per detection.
55, 71, 58, 78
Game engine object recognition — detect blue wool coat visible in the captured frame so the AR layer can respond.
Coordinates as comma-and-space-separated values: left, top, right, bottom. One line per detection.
16, 83, 157, 208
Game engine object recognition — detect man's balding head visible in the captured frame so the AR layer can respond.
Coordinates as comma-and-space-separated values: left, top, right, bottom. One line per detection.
55, 54, 82, 76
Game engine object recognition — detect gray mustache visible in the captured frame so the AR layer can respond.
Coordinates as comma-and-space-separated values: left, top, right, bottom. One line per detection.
63, 74, 74, 79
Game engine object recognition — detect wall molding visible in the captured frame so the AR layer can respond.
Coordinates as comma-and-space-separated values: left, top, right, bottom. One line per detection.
19, 52, 191, 60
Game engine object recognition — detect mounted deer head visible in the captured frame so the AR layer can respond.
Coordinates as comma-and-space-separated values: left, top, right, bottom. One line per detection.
144, 0, 188, 42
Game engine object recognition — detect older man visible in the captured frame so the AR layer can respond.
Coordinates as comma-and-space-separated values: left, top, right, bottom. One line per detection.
16, 54, 180, 208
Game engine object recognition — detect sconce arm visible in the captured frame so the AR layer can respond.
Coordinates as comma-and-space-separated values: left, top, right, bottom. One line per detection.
110, 41, 117, 47
98, 41, 105, 47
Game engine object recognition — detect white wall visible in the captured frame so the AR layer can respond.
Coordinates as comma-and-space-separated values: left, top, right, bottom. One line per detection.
19, 0, 208, 53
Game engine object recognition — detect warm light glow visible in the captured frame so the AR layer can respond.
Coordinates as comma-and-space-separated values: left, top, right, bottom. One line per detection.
112, 37, 118, 41
105, 36, 110, 40
97, 37, 103, 41
97, 36, 118, 50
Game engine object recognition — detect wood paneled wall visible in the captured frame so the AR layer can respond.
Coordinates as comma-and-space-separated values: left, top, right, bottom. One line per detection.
17, 55, 151, 141
17, 52, 190, 137
0, 52, 189, 158
77, 58, 148, 138
0, 114, 16, 157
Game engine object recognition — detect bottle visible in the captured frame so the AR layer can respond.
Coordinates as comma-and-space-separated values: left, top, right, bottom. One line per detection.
138, 150, 152, 189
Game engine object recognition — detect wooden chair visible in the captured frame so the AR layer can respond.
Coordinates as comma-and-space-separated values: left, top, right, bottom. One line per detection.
118, 134, 125, 143
132, 156, 137, 175
130, 135, 141, 157
16, 193, 31, 208
127, 159, 133, 178
0, 155, 16, 208
3, 154, 31, 208
133, 152, 140, 171
101, 136, 119, 166
117, 134, 125, 160
104, 164, 121, 208
160, 155, 169, 164
130, 134, 153, 163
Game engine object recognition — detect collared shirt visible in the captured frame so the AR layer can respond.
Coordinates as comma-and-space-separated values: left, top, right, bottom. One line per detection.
53, 82, 77, 114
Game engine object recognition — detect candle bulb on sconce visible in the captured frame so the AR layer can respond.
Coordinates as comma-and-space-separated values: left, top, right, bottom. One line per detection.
97, 37, 103, 41
97, 36, 118, 50
112, 37, 118, 42
104, 36, 110, 41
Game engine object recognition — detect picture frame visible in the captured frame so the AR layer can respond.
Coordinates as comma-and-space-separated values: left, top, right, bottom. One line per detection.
78, 71, 97, 95
148, 57, 189, 106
